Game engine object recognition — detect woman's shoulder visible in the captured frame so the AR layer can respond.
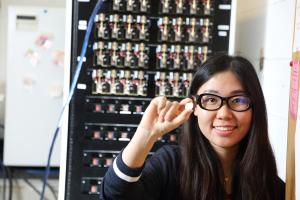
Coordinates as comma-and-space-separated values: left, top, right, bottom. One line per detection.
144, 144, 180, 186
154, 144, 180, 159
147, 144, 180, 168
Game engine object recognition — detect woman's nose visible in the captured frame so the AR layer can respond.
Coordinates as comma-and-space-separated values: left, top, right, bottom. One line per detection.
216, 103, 233, 120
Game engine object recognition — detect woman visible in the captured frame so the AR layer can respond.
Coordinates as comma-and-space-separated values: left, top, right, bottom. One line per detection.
100, 54, 285, 200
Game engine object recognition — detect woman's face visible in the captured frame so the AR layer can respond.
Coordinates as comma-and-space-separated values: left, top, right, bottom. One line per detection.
194, 71, 252, 152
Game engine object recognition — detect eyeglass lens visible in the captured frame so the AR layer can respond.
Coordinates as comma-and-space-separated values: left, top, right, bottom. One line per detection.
199, 94, 251, 111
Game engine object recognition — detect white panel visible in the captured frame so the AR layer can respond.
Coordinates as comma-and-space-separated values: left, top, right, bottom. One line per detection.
264, 0, 294, 59
236, 0, 295, 187
236, 0, 268, 14
268, 114, 288, 181
235, 0, 267, 71
228, 0, 237, 55
261, 59, 291, 117
58, 0, 72, 198
261, 59, 290, 181
262, 0, 295, 187
4, 6, 65, 166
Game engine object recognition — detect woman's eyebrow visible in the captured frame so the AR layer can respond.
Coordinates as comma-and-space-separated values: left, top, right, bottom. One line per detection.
230, 90, 247, 94
202, 89, 218, 93
202, 89, 246, 94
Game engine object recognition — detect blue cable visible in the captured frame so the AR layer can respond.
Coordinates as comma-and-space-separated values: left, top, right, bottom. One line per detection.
40, 1, 104, 199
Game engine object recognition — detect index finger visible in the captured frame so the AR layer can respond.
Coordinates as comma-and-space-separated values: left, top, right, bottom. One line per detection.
178, 97, 195, 111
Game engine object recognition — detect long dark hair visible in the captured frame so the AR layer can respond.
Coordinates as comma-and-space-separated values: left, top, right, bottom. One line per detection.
179, 54, 281, 199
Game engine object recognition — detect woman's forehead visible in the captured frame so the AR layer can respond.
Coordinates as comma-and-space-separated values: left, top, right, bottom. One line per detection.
197, 71, 245, 95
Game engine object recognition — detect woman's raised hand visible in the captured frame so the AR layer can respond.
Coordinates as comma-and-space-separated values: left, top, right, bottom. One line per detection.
137, 96, 194, 140
122, 96, 194, 168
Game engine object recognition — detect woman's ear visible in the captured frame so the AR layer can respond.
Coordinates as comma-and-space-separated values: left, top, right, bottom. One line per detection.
193, 106, 198, 116
189, 95, 197, 116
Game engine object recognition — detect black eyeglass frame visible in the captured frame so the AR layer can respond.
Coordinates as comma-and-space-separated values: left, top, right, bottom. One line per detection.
195, 93, 252, 112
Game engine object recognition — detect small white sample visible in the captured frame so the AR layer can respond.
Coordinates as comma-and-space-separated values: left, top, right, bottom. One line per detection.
185, 102, 194, 110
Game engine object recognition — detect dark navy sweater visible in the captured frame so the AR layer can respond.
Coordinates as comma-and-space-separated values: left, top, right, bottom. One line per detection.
100, 144, 285, 200
100, 145, 180, 200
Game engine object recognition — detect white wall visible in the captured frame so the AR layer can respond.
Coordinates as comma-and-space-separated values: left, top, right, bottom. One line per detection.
235, 0, 268, 74
262, 0, 295, 181
235, 0, 295, 181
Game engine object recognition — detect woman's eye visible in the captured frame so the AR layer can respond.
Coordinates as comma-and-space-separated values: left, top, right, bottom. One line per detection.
232, 98, 240, 103
232, 97, 247, 104
208, 98, 216, 102
204, 97, 218, 104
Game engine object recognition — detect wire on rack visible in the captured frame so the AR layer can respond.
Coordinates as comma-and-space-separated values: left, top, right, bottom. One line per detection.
39, 0, 104, 199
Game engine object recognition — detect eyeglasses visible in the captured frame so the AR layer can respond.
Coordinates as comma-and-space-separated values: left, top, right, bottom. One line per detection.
195, 93, 252, 112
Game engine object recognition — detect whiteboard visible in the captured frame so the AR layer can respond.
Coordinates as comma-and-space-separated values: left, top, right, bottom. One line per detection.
4, 6, 65, 166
